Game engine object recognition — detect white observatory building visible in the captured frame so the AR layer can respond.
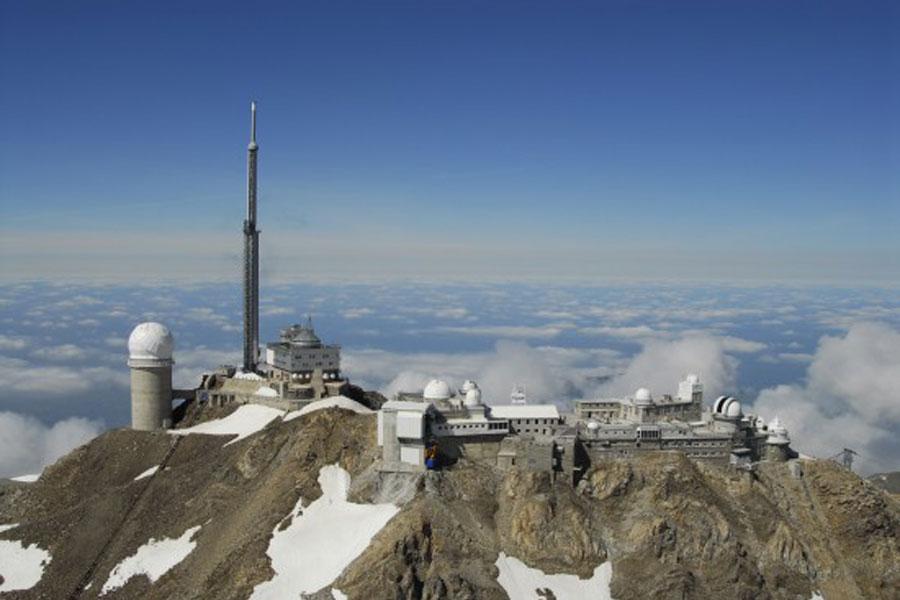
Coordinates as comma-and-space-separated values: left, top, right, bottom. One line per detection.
127, 322, 175, 430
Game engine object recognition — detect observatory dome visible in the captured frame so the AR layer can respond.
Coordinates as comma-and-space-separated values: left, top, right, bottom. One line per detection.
685, 373, 700, 384
724, 398, 743, 418
634, 387, 653, 404
713, 395, 742, 418
128, 322, 174, 361
423, 379, 452, 401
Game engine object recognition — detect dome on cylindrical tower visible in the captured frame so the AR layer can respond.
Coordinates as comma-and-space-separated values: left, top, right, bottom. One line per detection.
128, 322, 174, 361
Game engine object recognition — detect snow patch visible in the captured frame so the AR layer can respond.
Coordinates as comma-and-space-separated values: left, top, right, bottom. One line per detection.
134, 466, 159, 481
495, 552, 614, 600
0, 523, 19, 533
810, 593, 825, 600
250, 463, 399, 599
100, 525, 201, 595
170, 404, 284, 446
332, 590, 348, 600
284, 396, 374, 422
0, 539, 52, 592
234, 371, 264, 381
11, 473, 40, 482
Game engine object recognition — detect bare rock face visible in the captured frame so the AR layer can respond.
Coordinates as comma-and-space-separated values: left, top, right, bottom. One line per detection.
0, 406, 897, 600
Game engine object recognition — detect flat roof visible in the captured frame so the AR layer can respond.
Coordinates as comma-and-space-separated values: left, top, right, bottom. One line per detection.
489, 404, 560, 419
382, 400, 433, 412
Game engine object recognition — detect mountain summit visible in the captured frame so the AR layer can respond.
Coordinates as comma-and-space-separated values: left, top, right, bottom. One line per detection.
1, 402, 896, 600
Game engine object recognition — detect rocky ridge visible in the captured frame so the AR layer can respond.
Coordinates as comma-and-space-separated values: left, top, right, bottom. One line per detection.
0, 403, 896, 600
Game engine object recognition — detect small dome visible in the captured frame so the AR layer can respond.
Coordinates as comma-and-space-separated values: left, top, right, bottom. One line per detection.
128, 322, 174, 361
634, 387, 653, 404
283, 323, 322, 348
685, 374, 700, 384
464, 386, 482, 407
724, 398, 743, 418
423, 379, 452, 401
461, 380, 477, 393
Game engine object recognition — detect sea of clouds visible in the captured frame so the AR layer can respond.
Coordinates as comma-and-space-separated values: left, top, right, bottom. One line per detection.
0, 282, 898, 477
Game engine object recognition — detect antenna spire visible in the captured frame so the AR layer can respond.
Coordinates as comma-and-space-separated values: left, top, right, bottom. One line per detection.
249, 101, 258, 150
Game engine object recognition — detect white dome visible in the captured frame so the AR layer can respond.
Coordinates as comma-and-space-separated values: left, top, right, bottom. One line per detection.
128, 322, 174, 361
586, 420, 600, 431
634, 387, 653, 404
685, 373, 700, 384
423, 379, 452, 401
461, 380, 477, 393
724, 398, 743, 418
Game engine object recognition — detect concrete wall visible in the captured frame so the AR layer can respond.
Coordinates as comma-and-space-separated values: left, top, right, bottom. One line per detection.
130, 366, 173, 431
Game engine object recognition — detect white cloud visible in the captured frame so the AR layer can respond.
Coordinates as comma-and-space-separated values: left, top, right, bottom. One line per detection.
777, 352, 814, 363
0, 356, 128, 395
344, 342, 619, 407
753, 322, 900, 474
31, 344, 88, 362
717, 336, 767, 353
579, 325, 658, 339
172, 346, 241, 388
597, 334, 742, 400
105, 336, 127, 348
432, 324, 572, 339
342, 308, 374, 319
0, 335, 28, 351
0, 411, 103, 478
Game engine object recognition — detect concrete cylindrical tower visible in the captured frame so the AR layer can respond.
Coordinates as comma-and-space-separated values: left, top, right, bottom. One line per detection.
127, 322, 174, 430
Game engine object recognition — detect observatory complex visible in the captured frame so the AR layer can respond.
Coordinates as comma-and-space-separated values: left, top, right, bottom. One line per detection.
125, 103, 795, 483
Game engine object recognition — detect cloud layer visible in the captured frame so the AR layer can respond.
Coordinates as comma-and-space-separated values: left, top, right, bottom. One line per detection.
0, 411, 103, 478
753, 322, 900, 473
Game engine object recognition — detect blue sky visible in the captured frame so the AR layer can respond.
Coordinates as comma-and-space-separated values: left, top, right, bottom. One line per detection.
1, 0, 897, 283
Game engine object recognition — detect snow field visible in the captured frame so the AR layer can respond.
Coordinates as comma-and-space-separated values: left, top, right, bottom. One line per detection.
495, 552, 614, 600
0, 538, 52, 592
249, 464, 400, 599
284, 395, 373, 422
169, 396, 373, 446
100, 525, 201, 595
169, 404, 284, 446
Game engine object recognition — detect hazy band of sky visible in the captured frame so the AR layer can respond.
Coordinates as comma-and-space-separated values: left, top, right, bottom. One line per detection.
0, 1, 896, 284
